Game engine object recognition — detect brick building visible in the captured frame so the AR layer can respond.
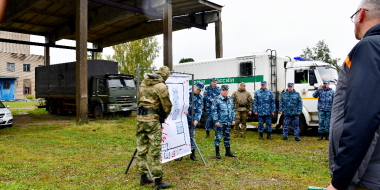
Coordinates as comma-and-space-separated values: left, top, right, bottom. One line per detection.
0, 31, 44, 100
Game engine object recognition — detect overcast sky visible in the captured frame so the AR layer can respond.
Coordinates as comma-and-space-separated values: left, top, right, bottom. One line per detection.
30, 0, 361, 68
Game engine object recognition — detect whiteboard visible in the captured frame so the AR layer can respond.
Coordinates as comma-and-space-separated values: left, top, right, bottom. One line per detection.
161, 75, 191, 163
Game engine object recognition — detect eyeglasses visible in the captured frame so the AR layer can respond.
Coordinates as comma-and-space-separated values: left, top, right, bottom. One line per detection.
350, 8, 369, 23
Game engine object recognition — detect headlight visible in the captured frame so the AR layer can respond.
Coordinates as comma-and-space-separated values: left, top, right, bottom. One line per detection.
109, 105, 116, 110
6, 113, 12, 117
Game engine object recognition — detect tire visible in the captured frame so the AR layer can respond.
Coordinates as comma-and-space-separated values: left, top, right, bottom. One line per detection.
7, 124, 12, 127
48, 100, 56, 115
93, 104, 103, 119
288, 115, 306, 136
56, 101, 66, 116
123, 111, 132, 117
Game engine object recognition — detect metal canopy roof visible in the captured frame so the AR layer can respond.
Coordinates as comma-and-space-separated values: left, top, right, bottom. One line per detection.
1, 0, 222, 48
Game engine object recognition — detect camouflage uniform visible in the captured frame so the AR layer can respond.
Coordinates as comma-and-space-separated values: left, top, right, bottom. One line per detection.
212, 93, 236, 148
279, 84, 302, 139
253, 87, 276, 133
312, 81, 334, 135
136, 66, 172, 179
204, 79, 221, 132
231, 82, 253, 137
187, 82, 204, 150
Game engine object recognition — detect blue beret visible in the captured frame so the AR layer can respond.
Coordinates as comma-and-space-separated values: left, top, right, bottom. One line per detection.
211, 77, 217, 82
221, 85, 229, 90
323, 80, 330, 84
261, 81, 267, 85
287, 83, 294, 87
196, 81, 204, 91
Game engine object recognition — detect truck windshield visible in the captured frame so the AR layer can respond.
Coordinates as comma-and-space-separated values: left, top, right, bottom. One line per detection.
108, 79, 135, 88
317, 67, 338, 83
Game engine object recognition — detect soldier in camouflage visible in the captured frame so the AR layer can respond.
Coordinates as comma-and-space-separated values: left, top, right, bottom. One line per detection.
186, 81, 204, 161
231, 82, 253, 138
136, 66, 172, 189
212, 85, 237, 159
279, 83, 302, 141
313, 80, 334, 141
204, 77, 221, 138
253, 81, 276, 140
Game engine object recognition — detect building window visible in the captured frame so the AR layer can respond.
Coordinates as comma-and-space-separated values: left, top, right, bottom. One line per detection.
7, 63, 15, 71
3, 80, 11, 89
23, 64, 30, 72
25, 87, 30, 95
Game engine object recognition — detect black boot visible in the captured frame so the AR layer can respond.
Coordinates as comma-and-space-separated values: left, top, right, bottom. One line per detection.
190, 149, 198, 161
140, 174, 153, 186
259, 132, 263, 140
295, 137, 300, 141
206, 130, 210, 138
154, 178, 171, 190
267, 132, 273, 140
325, 133, 329, 141
318, 133, 324, 141
282, 136, 287, 140
215, 146, 221, 159
225, 147, 237, 157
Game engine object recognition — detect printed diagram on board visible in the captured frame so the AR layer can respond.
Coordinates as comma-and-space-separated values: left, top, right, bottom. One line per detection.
161, 77, 191, 162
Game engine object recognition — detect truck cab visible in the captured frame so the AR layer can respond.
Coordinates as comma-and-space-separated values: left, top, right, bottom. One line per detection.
91, 74, 138, 118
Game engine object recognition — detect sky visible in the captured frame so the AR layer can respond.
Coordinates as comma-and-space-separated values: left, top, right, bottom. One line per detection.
30, 0, 361, 68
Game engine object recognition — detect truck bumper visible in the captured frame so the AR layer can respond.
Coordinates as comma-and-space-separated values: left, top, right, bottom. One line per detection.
106, 102, 137, 113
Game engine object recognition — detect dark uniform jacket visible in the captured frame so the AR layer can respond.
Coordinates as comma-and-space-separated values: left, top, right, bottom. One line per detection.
329, 23, 380, 190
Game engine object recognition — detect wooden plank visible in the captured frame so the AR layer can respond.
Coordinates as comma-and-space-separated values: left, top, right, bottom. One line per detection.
215, 11, 223, 58
163, 0, 173, 70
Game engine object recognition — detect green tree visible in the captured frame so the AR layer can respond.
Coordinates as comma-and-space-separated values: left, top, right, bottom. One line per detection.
106, 37, 160, 79
179, 58, 194, 63
301, 40, 341, 73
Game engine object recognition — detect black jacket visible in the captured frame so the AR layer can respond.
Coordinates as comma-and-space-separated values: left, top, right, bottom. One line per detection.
329, 23, 380, 190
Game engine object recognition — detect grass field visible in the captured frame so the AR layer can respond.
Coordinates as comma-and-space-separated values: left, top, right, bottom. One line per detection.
0, 113, 331, 190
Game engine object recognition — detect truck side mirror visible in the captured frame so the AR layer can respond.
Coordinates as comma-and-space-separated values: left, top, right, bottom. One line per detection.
309, 69, 315, 86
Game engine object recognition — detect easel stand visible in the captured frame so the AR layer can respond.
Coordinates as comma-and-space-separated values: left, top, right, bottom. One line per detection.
124, 148, 153, 179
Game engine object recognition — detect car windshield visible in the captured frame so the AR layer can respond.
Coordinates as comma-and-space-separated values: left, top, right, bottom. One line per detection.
317, 66, 338, 83
0, 101, 5, 108
108, 79, 135, 88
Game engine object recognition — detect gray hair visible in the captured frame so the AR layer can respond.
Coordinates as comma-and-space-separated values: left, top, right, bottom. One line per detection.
359, 0, 380, 20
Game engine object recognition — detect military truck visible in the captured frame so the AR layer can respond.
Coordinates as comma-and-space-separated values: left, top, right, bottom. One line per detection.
173, 51, 338, 135
35, 60, 137, 118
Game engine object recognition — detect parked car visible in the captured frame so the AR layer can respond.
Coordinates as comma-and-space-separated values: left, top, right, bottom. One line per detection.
0, 101, 13, 127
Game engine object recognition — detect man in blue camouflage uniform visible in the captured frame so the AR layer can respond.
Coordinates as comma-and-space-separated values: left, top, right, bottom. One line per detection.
279, 83, 302, 141
313, 80, 334, 141
187, 81, 204, 161
204, 77, 221, 138
253, 81, 276, 140
212, 85, 237, 159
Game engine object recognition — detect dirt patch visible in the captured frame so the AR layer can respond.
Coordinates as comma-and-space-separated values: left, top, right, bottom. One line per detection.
13, 115, 117, 126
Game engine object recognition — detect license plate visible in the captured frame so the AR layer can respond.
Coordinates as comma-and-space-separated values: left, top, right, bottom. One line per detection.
122, 108, 129, 111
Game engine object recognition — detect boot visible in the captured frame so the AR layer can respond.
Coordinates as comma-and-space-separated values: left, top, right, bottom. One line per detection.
140, 174, 153, 186
225, 147, 237, 157
325, 133, 329, 141
295, 137, 300, 141
282, 137, 287, 140
318, 133, 324, 141
215, 147, 221, 159
190, 150, 198, 161
206, 130, 210, 138
259, 132, 263, 140
154, 178, 171, 190
267, 132, 272, 140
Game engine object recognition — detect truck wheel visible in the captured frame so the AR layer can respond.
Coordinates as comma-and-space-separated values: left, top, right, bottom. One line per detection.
48, 101, 56, 115
93, 104, 103, 119
123, 111, 132, 117
56, 102, 66, 116
289, 116, 306, 136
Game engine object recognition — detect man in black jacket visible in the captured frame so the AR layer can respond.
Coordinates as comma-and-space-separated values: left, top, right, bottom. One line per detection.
328, 1, 380, 190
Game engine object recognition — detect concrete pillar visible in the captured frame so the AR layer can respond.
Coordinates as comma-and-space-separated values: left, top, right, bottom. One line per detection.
163, 0, 172, 70
44, 36, 50, 66
215, 11, 223, 59
92, 43, 98, 60
76, 0, 88, 124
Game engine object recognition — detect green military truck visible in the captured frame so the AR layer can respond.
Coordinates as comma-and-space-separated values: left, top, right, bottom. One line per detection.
35, 60, 137, 118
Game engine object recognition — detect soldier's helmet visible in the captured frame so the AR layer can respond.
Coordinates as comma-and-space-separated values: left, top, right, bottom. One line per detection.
156, 66, 171, 81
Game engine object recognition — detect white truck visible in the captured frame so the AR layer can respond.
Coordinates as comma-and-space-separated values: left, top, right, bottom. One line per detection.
173, 51, 338, 135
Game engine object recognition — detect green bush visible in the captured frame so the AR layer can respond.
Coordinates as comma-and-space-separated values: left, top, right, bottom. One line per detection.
26, 94, 34, 100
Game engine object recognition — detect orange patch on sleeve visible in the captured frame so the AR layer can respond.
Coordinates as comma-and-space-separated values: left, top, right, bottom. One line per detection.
345, 56, 351, 68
